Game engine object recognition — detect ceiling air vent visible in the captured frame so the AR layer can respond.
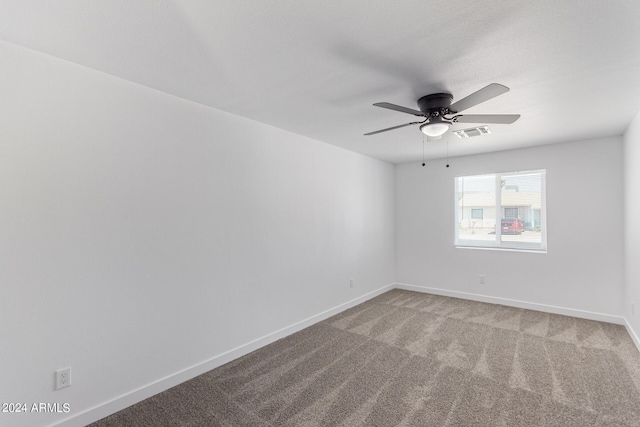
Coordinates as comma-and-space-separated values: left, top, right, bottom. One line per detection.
453, 126, 492, 139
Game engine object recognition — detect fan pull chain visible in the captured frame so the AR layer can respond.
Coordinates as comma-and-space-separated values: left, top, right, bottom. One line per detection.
446, 133, 450, 168
422, 135, 426, 167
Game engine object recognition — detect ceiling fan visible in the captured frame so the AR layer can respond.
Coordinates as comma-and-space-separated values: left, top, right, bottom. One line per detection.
364, 83, 520, 139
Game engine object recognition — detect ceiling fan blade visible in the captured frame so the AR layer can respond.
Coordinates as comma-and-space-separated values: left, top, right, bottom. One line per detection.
454, 114, 520, 124
364, 121, 420, 136
373, 102, 424, 116
448, 83, 510, 113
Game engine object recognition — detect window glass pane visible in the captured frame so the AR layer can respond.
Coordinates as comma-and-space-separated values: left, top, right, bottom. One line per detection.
456, 174, 496, 246
500, 172, 543, 249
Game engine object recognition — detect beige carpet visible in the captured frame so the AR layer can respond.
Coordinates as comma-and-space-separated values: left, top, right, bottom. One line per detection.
91, 289, 640, 426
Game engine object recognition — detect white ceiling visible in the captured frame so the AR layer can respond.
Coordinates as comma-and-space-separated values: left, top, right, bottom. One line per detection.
2, 1, 640, 164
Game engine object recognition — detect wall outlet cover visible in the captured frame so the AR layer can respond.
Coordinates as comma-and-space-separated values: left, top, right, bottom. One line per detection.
56, 367, 71, 390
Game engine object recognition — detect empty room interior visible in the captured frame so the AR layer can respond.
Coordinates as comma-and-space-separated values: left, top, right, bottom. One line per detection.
2, 1, 640, 426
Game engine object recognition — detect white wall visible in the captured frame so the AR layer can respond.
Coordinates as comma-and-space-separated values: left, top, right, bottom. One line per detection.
624, 110, 640, 347
395, 137, 624, 320
0, 41, 395, 427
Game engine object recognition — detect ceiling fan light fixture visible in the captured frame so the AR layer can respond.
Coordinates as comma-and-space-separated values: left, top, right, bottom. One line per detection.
420, 121, 451, 137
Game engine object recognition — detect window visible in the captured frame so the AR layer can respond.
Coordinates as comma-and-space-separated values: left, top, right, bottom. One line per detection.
471, 208, 483, 220
504, 207, 518, 218
455, 169, 546, 251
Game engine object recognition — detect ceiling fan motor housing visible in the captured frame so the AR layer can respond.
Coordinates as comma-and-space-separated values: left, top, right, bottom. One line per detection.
417, 93, 453, 114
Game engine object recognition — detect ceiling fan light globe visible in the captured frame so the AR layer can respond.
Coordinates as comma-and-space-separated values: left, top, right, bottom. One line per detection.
420, 122, 451, 137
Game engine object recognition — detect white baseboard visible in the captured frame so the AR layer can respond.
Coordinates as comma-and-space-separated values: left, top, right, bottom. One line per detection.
625, 319, 640, 353
394, 282, 626, 325
51, 283, 395, 427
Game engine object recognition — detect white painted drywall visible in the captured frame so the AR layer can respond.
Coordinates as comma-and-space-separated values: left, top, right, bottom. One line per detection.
0, 41, 395, 427
395, 138, 624, 319
624, 110, 640, 346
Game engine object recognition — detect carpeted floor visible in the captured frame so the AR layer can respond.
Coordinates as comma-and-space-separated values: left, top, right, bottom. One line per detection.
91, 289, 640, 426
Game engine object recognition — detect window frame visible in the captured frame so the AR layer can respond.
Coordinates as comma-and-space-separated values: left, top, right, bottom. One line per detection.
454, 169, 547, 252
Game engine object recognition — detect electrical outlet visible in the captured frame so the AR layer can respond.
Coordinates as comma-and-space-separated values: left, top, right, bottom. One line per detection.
350, 279, 355, 288
479, 275, 485, 285
56, 367, 71, 390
